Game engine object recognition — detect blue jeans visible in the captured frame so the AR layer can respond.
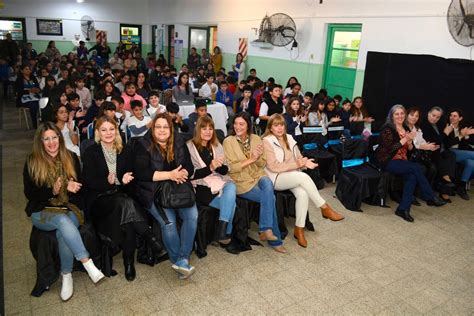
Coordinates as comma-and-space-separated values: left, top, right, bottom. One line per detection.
385, 160, 434, 212
31, 211, 89, 274
209, 182, 237, 235
451, 149, 474, 182
238, 176, 282, 246
148, 203, 198, 264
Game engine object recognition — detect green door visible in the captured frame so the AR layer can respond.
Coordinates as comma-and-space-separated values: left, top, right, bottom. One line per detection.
322, 24, 362, 100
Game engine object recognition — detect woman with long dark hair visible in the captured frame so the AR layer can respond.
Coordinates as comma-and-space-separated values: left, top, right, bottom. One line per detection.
23, 122, 104, 301
172, 72, 194, 103
133, 113, 198, 279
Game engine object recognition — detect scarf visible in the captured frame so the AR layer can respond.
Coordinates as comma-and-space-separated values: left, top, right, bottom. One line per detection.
43, 159, 84, 224
237, 135, 251, 158
101, 142, 120, 185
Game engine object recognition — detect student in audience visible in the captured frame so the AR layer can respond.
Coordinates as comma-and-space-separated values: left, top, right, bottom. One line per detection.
187, 116, 239, 253
108, 52, 124, 70
199, 72, 218, 100
375, 104, 446, 222
236, 84, 257, 118
233, 79, 246, 105
136, 71, 151, 99
284, 83, 304, 103
283, 77, 300, 96
166, 102, 189, 133
114, 74, 129, 93
23, 122, 104, 301
263, 114, 344, 247
216, 80, 234, 118
56, 66, 69, 84
283, 97, 307, 146
185, 100, 212, 134
82, 116, 163, 281
332, 95, 341, 107
161, 68, 176, 90
128, 100, 153, 138
15, 64, 40, 129
259, 84, 284, 131
144, 90, 166, 118
111, 95, 130, 133
187, 47, 201, 71
232, 53, 246, 82
302, 91, 313, 110
420, 106, 457, 201
307, 99, 328, 133
325, 98, 342, 125
123, 53, 138, 74
53, 104, 80, 157
121, 82, 146, 112
81, 91, 106, 134
74, 76, 92, 109
338, 99, 352, 138
443, 109, 474, 200
44, 41, 60, 61
133, 113, 198, 279
223, 112, 285, 253
211, 46, 223, 75
173, 72, 195, 104
103, 80, 121, 101
41, 76, 57, 98
350, 96, 374, 126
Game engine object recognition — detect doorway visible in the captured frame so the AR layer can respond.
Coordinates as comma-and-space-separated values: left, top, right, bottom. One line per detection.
322, 24, 362, 100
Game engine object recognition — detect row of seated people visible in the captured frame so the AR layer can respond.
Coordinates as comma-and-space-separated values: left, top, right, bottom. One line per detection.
24, 111, 344, 301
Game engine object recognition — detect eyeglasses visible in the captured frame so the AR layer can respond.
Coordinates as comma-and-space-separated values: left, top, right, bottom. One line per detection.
154, 125, 170, 130
42, 136, 59, 143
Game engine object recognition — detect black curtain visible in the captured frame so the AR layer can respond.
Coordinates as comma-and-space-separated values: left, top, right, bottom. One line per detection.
362, 51, 474, 124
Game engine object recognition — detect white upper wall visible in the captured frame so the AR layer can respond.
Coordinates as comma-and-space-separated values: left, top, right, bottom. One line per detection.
1, 0, 151, 43
148, 0, 471, 69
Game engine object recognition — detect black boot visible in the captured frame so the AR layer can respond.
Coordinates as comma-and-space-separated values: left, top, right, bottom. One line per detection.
124, 257, 136, 281
225, 238, 241, 255
427, 196, 447, 206
217, 220, 231, 244
395, 209, 414, 222
457, 182, 469, 200
144, 230, 167, 258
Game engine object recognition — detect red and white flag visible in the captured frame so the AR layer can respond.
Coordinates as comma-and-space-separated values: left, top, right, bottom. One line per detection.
238, 38, 248, 58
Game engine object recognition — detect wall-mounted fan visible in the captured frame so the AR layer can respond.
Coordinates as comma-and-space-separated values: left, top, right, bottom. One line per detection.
447, 0, 474, 46
256, 13, 297, 47
80, 15, 95, 41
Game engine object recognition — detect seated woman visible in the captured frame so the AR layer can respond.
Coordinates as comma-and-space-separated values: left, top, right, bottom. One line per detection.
82, 116, 164, 282
53, 104, 80, 157
173, 72, 195, 104
283, 97, 307, 146
14, 64, 40, 129
136, 71, 152, 100
223, 112, 285, 253
23, 122, 104, 301
407, 107, 456, 202
186, 116, 238, 254
443, 109, 474, 200
262, 114, 344, 247
307, 99, 328, 133
133, 113, 198, 279
376, 105, 446, 222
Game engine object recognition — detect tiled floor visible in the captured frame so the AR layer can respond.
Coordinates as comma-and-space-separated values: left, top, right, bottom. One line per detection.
2, 99, 473, 315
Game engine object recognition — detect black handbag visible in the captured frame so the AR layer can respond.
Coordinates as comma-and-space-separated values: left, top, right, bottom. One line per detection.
154, 180, 195, 209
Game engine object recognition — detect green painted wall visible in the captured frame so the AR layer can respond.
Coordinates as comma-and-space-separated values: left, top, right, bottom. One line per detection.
29, 40, 150, 58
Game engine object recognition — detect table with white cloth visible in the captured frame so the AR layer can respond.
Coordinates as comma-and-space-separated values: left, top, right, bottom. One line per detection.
178, 101, 229, 135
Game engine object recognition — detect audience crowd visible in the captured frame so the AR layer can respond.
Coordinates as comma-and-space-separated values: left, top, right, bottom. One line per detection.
2, 36, 472, 301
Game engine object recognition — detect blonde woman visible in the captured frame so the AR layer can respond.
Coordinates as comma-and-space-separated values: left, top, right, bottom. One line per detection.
262, 114, 344, 248
82, 116, 163, 282
23, 122, 104, 301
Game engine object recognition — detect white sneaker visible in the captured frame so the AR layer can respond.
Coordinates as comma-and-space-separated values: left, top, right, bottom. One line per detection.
60, 273, 73, 301
82, 259, 105, 284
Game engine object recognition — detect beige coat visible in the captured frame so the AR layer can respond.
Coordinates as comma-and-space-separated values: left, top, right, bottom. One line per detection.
223, 134, 266, 194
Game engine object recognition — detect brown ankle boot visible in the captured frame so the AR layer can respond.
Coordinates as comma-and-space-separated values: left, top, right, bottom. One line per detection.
321, 204, 345, 221
293, 226, 307, 248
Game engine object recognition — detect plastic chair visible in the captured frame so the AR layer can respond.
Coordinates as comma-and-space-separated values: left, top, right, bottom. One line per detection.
38, 97, 49, 122
19, 107, 31, 130
86, 122, 94, 139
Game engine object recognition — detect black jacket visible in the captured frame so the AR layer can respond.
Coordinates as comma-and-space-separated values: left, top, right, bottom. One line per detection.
375, 123, 411, 167
23, 152, 83, 217
443, 129, 471, 150
133, 130, 194, 209
82, 143, 133, 211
